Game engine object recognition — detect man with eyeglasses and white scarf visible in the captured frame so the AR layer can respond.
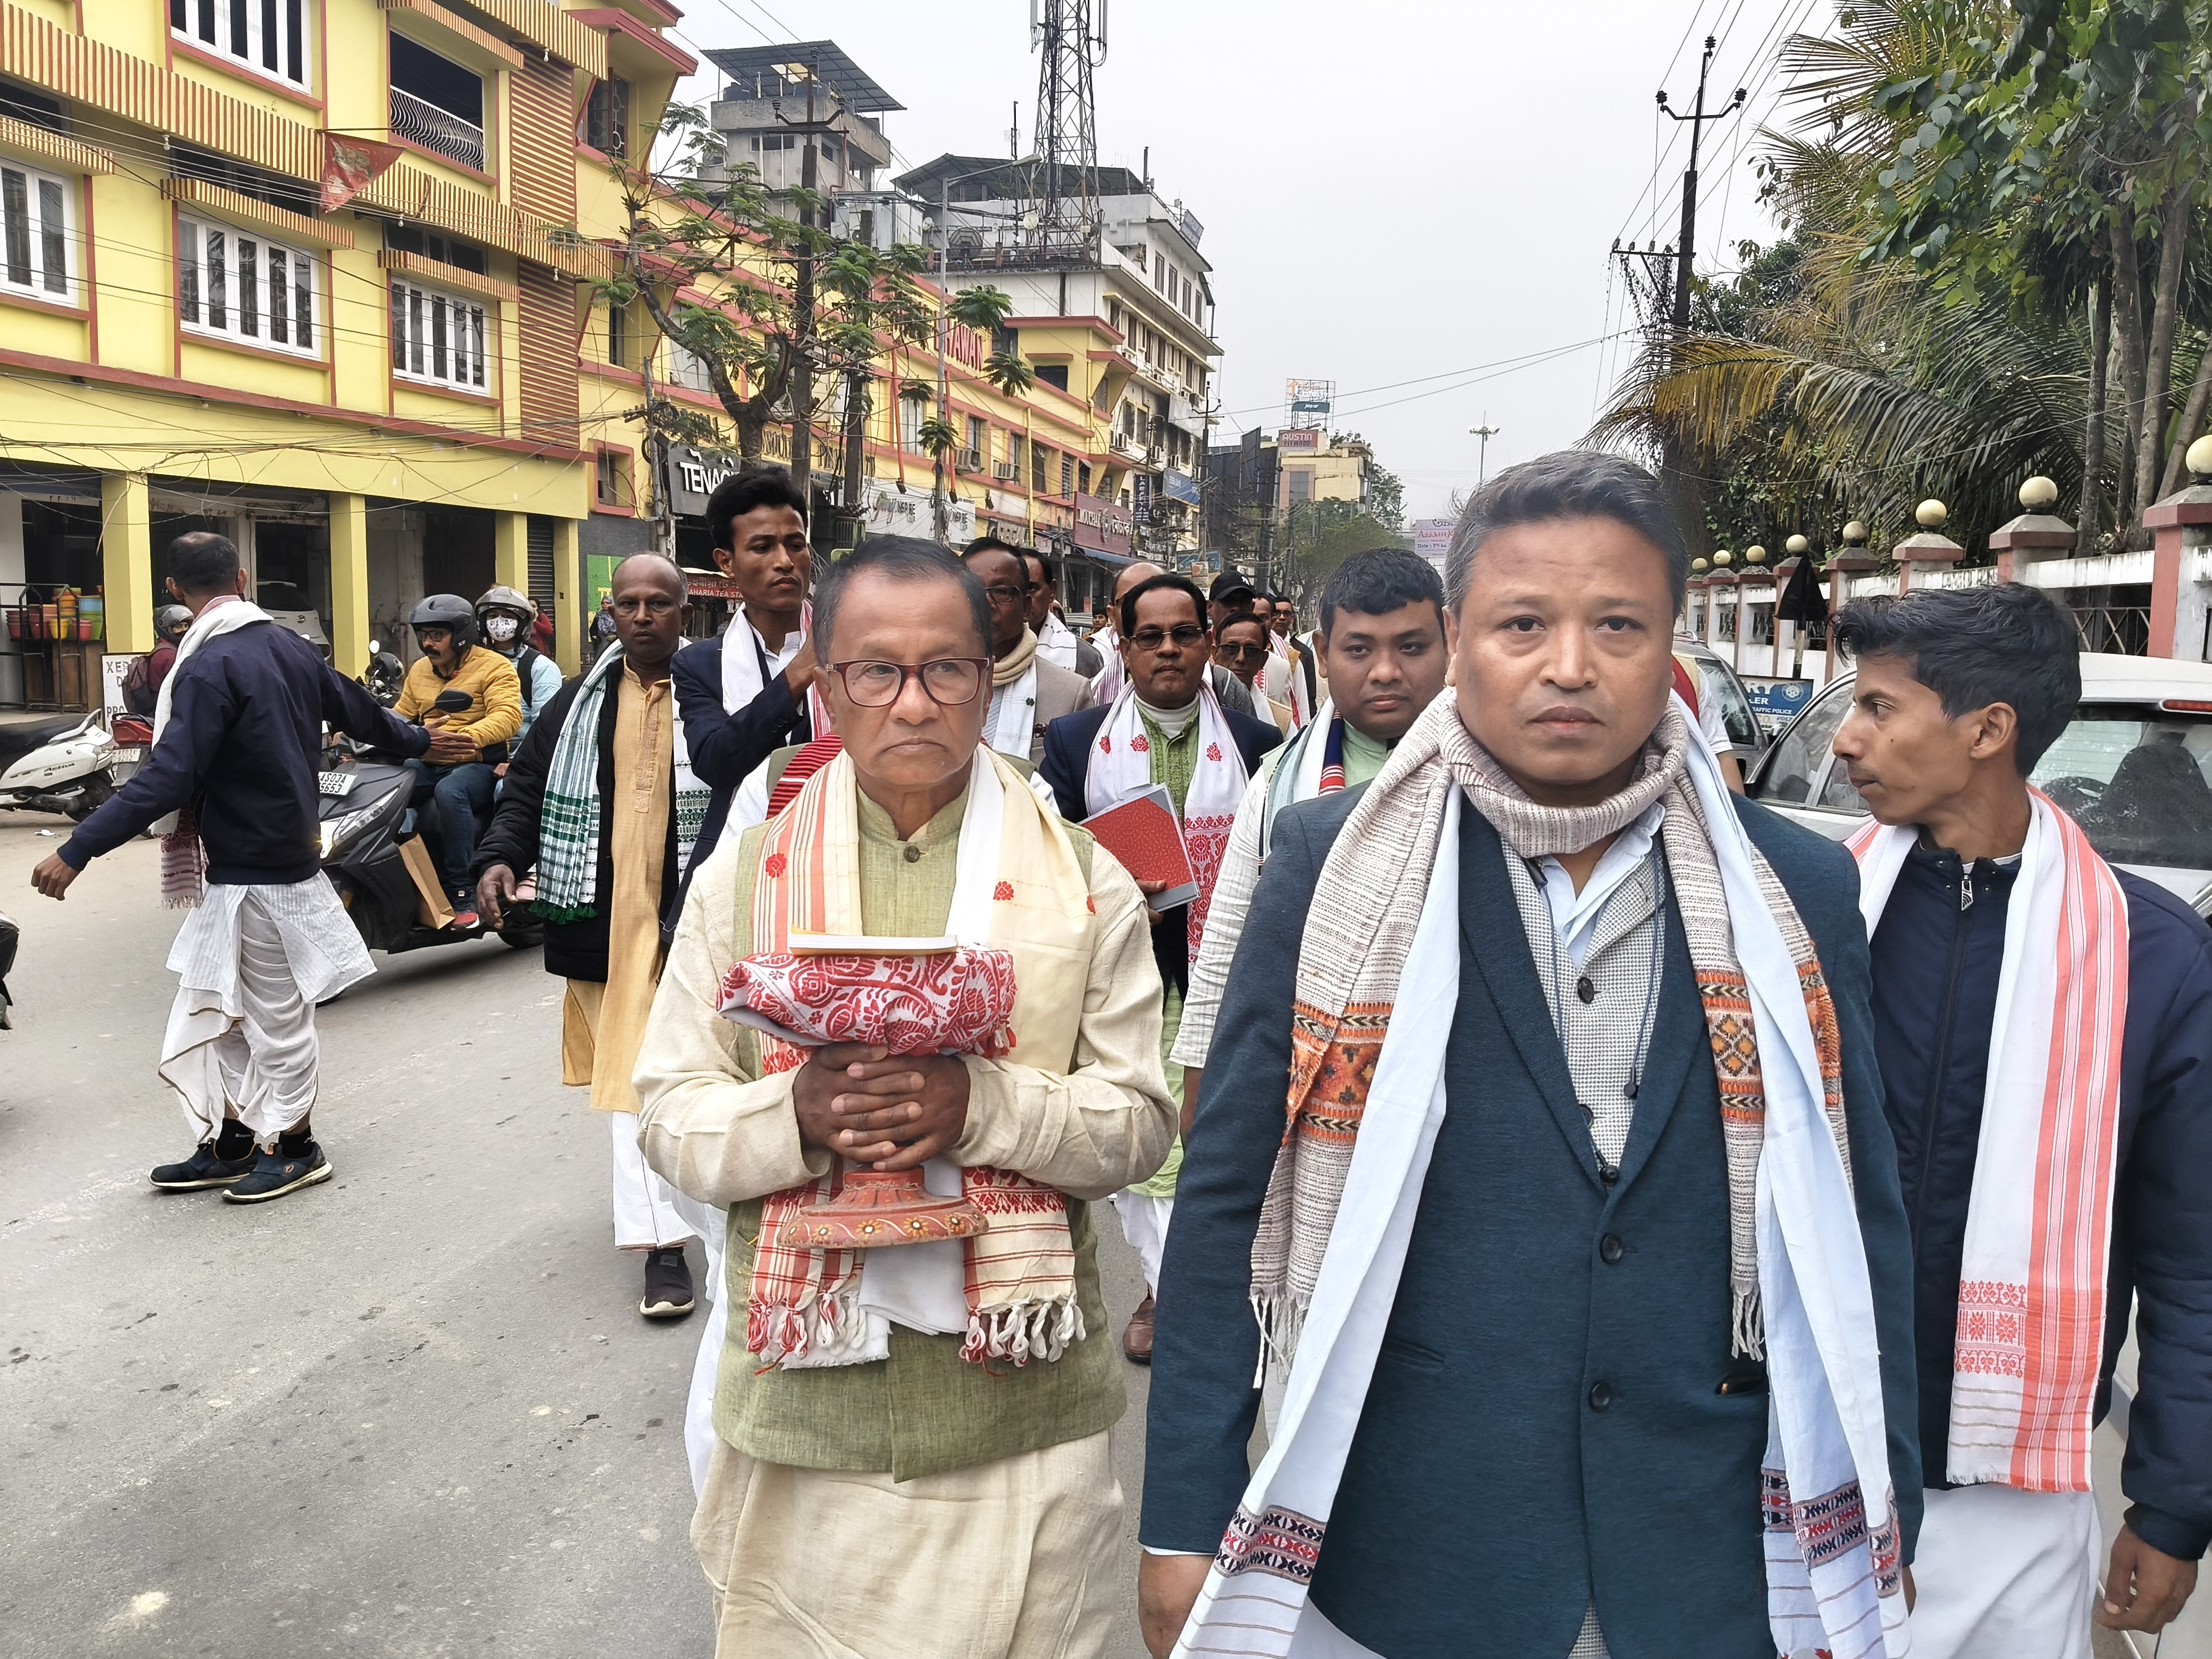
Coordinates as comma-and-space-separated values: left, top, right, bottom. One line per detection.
1041, 571, 1284, 1366
635, 534, 1176, 1657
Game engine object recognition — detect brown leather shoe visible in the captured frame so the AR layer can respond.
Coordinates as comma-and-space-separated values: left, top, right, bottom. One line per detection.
1122, 1293, 1156, 1365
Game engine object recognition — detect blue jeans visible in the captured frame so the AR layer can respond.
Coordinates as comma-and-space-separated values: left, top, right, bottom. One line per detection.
404, 759, 496, 900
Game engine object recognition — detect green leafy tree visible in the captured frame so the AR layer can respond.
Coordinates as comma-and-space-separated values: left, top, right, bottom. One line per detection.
599, 102, 935, 532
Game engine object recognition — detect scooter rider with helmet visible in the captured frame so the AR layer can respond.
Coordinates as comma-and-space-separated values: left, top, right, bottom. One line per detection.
396, 594, 522, 927
476, 585, 563, 753
120, 604, 194, 716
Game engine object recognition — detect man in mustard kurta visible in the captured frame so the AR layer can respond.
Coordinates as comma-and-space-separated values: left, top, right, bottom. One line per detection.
635, 535, 1176, 1659
477, 555, 714, 1320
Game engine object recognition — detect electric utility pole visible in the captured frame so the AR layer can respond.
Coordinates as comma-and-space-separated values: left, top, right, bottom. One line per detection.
1657, 36, 1745, 329
777, 62, 839, 539
1645, 35, 1744, 557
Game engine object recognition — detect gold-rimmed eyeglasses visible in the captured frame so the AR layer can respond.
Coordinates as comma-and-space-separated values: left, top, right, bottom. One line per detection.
825, 657, 991, 708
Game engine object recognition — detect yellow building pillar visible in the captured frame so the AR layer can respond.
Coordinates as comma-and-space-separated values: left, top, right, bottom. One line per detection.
552, 516, 583, 675
494, 510, 529, 596
99, 473, 154, 656
329, 493, 370, 677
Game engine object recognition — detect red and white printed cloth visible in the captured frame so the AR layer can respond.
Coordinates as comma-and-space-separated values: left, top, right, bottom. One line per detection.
1081, 682, 1250, 963
733, 746, 1098, 1371
1849, 791, 2129, 1492
718, 946, 1019, 1058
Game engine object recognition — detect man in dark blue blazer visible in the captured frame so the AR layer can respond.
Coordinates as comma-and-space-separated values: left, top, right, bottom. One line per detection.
671, 469, 818, 876
1137, 454, 1920, 1659
1038, 572, 1283, 999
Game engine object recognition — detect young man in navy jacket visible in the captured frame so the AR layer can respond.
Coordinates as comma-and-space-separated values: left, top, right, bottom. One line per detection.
31, 532, 463, 1201
1830, 584, 2212, 1655
671, 469, 818, 873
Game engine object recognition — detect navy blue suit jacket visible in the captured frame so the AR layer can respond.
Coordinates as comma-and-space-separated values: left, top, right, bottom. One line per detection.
670, 633, 811, 881
1141, 788, 1921, 1659
1036, 700, 1283, 996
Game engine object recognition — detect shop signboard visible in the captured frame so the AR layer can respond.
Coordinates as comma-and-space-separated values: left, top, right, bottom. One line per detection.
1072, 491, 1134, 555
1277, 427, 1323, 452
1162, 469, 1201, 507
669, 447, 743, 519
1412, 517, 1454, 581
860, 477, 975, 544
1132, 474, 1152, 525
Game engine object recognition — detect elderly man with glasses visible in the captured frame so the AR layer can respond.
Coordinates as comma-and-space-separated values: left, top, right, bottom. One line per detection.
1040, 572, 1284, 1363
961, 535, 1096, 764
635, 535, 1177, 1659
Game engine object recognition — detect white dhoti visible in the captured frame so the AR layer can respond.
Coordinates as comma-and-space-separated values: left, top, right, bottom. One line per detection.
1111, 1190, 1174, 1290
691, 1429, 1122, 1659
608, 1108, 704, 1251
1910, 1484, 2100, 1659
157, 879, 371, 1143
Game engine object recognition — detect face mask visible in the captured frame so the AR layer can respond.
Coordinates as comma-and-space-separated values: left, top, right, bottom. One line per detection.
484, 615, 520, 644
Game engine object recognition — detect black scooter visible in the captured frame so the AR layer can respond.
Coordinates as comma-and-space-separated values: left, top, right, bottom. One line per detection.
0, 906, 18, 1029
318, 689, 542, 957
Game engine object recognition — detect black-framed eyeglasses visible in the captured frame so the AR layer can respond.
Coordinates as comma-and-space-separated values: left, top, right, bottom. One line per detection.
826, 657, 990, 708
1216, 640, 1269, 662
981, 583, 1028, 606
1128, 624, 1208, 652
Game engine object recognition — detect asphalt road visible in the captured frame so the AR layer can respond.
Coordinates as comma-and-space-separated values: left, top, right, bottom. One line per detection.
0, 815, 1156, 1659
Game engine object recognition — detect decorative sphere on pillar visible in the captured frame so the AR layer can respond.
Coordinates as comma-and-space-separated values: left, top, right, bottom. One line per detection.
1712, 549, 1734, 568
1745, 544, 1768, 564
1916, 499, 1948, 529
1785, 534, 1810, 555
2188, 434, 2212, 479
2019, 475, 2059, 509
1843, 520, 1869, 545
1691, 557, 1710, 574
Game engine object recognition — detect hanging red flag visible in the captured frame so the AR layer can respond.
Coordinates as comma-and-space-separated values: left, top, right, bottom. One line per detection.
319, 133, 405, 213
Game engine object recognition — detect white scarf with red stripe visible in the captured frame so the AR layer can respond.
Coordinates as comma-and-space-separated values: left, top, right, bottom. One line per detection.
1849, 792, 2128, 1492
1082, 682, 1249, 962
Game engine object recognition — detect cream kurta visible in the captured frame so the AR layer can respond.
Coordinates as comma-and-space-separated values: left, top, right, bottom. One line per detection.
561, 667, 672, 1112
634, 767, 1175, 1659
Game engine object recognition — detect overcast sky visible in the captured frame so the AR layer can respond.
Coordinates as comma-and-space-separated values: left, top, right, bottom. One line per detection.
659, 0, 1822, 521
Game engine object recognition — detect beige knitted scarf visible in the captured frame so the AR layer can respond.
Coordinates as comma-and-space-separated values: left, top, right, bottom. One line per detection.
1253, 695, 1851, 1364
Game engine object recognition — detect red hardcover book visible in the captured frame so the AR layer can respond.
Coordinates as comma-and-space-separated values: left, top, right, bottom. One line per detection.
1082, 785, 1199, 910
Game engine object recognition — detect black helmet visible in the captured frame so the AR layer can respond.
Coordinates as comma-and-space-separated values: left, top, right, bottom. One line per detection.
154, 604, 192, 644
408, 592, 479, 651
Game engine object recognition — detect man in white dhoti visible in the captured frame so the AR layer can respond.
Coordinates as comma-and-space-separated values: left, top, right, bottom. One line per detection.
31, 531, 467, 1200
635, 534, 1177, 1658
1830, 584, 2212, 1656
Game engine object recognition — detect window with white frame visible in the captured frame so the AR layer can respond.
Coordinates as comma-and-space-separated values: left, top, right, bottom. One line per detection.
390, 274, 488, 391
665, 341, 716, 394
178, 215, 318, 355
170, 0, 309, 91
1, 161, 73, 301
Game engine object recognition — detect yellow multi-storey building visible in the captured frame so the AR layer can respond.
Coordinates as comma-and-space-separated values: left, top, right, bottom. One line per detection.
0, 0, 691, 707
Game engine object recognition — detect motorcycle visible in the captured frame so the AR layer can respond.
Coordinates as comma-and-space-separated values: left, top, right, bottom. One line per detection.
0, 708, 138, 820
317, 689, 542, 957
362, 637, 403, 709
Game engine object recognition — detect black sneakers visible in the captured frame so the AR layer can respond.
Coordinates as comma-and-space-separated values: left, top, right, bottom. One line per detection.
640, 1247, 696, 1319
223, 1138, 333, 1204
149, 1139, 259, 1191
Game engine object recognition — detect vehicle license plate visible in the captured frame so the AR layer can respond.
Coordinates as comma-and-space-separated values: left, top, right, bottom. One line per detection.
111, 747, 146, 761
318, 771, 358, 798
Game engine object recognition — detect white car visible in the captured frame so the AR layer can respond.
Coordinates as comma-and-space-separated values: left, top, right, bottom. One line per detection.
1751, 654, 2212, 1657
1746, 653, 2212, 909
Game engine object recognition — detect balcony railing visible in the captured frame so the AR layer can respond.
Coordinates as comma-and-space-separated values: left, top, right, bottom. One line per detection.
390, 86, 484, 173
